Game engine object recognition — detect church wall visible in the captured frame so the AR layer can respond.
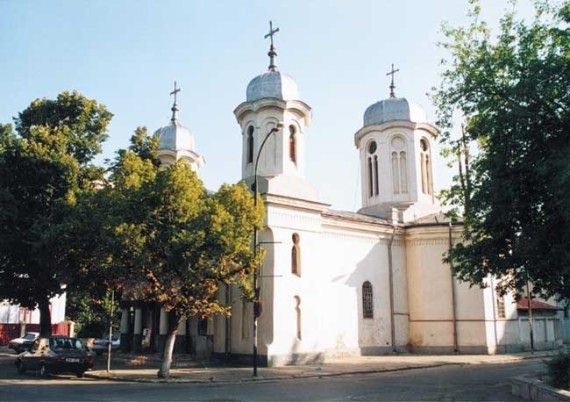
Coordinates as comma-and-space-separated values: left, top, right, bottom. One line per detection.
406, 225, 490, 354
254, 198, 409, 366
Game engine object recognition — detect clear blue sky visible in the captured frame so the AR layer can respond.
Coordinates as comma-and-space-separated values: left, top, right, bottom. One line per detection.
0, 0, 535, 210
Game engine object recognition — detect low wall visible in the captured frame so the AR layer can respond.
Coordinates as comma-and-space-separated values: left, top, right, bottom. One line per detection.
512, 376, 570, 401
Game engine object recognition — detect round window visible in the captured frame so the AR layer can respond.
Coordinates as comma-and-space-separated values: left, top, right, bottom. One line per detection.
368, 141, 377, 154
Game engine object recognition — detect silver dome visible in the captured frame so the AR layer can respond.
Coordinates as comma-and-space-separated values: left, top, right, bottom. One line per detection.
363, 97, 427, 126
246, 71, 299, 102
155, 121, 196, 151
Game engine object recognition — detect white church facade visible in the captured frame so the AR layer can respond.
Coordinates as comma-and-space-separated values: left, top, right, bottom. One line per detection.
118, 27, 565, 365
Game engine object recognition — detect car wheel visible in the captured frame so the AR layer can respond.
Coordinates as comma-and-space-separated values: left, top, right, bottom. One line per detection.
16, 360, 26, 374
39, 363, 48, 377
76, 371, 85, 378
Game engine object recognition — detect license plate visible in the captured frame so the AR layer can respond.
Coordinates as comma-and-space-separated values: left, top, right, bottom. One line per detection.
65, 358, 80, 363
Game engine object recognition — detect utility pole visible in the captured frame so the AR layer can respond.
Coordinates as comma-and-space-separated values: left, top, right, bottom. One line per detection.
107, 290, 114, 373
252, 123, 282, 377
526, 280, 535, 353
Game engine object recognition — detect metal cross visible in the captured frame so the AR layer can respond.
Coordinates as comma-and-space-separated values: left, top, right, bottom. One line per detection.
264, 20, 279, 48
170, 81, 181, 104
386, 64, 400, 98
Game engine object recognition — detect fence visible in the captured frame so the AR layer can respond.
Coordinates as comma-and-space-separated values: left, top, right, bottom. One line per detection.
0, 322, 72, 345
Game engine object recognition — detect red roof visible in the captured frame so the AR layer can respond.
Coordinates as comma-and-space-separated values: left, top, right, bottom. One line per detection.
516, 297, 558, 311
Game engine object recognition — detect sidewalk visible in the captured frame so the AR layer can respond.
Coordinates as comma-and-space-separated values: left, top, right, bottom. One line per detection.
86, 350, 560, 384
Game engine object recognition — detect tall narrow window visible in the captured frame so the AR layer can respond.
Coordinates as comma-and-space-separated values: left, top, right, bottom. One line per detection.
241, 300, 248, 339
247, 126, 254, 164
362, 281, 373, 319
373, 156, 379, 195
367, 141, 378, 197
420, 139, 433, 195
294, 296, 301, 340
291, 233, 301, 276
368, 158, 373, 197
497, 297, 506, 318
289, 125, 297, 164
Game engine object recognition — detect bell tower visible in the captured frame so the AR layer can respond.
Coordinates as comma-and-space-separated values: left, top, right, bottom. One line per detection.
354, 67, 439, 222
234, 22, 317, 201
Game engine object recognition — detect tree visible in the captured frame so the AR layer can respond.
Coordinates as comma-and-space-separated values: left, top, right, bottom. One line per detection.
0, 91, 112, 336
433, 1, 570, 298
106, 137, 263, 378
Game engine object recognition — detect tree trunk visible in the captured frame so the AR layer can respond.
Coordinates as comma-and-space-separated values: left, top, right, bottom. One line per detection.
157, 311, 179, 379
38, 296, 52, 337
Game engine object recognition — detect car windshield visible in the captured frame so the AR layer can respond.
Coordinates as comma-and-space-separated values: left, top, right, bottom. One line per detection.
49, 338, 85, 350
23, 334, 36, 340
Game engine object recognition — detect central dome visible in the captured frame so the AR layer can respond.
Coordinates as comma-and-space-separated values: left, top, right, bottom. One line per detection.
246, 71, 299, 102
363, 97, 427, 127
155, 121, 195, 152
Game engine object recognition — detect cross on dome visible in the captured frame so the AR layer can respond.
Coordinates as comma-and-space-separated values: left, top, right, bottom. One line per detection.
264, 20, 280, 72
170, 81, 181, 122
386, 64, 400, 98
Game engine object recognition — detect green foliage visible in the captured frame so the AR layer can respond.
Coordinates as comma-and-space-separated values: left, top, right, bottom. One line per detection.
0, 91, 111, 335
432, 0, 570, 298
68, 287, 120, 338
108, 152, 264, 319
546, 351, 570, 390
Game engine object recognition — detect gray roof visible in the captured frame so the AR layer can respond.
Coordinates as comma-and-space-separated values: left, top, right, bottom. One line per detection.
246, 70, 299, 102
363, 97, 427, 127
155, 121, 196, 152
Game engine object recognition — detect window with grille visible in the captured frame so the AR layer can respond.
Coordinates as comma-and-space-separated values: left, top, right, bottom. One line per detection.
362, 281, 373, 319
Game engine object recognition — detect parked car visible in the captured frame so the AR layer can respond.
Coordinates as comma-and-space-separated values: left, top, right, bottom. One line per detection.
8, 332, 39, 353
15, 336, 94, 377
91, 335, 120, 356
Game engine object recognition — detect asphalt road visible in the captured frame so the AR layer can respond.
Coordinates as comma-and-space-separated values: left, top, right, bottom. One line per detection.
0, 356, 544, 401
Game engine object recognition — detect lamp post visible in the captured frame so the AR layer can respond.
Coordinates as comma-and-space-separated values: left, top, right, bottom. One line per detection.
252, 123, 283, 377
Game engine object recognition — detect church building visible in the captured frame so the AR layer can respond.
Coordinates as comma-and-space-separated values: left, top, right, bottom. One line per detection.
118, 24, 565, 365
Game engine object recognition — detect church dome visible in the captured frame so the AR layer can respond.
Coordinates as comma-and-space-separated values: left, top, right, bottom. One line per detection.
155, 120, 195, 151
246, 70, 299, 102
363, 97, 427, 127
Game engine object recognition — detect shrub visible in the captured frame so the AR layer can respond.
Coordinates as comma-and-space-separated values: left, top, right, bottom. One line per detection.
545, 352, 570, 390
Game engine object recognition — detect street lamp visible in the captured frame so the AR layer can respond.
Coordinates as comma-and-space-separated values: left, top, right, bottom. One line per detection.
252, 122, 283, 377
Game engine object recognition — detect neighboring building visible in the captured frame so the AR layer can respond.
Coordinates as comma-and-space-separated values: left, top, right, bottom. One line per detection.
0, 294, 66, 325
118, 27, 564, 363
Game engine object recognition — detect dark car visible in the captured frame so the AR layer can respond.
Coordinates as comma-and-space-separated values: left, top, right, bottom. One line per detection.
8, 332, 39, 353
15, 336, 94, 378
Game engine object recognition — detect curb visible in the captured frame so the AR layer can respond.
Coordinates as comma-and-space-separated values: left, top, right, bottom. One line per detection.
84, 351, 560, 385
85, 363, 455, 384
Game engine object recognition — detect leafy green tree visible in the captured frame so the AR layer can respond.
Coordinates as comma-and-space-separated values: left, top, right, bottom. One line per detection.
433, 1, 569, 298
108, 141, 263, 377
0, 91, 112, 336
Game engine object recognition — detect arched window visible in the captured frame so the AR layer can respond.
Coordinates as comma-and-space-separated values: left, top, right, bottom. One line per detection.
367, 141, 378, 197
291, 233, 301, 276
362, 281, 373, 319
294, 296, 301, 340
289, 125, 297, 164
391, 137, 408, 194
247, 126, 254, 164
420, 139, 433, 195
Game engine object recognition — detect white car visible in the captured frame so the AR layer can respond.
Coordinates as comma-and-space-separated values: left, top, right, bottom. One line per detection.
8, 332, 40, 353
90, 335, 120, 355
